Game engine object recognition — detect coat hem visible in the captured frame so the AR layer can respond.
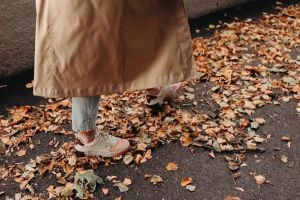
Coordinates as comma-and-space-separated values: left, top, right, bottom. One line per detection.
33, 72, 198, 98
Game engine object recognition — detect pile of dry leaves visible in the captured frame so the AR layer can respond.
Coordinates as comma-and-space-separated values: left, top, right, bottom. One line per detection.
0, 3, 299, 200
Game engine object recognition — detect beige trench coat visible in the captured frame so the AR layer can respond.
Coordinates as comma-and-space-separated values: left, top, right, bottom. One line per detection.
33, 0, 196, 98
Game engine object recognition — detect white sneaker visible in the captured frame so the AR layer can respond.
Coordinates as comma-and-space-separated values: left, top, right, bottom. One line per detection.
75, 131, 130, 157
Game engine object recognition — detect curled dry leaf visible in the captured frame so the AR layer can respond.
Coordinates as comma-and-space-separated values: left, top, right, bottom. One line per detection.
102, 188, 109, 196
150, 175, 163, 185
224, 196, 241, 200
25, 82, 33, 89
246, 141, 257, 150
137, 143, 147, 151
16, 149, 27, 157
280, 155, 288, 163
166, 162, 179, 171
180, 133, 194, 147
255, 175, 266, 185
232, 172, 241, 180
235, 187, 244, 192
224, 132, 235, 143
185, 185, 196, 192
255, 118, 266, 124
208, 151, 216, 159
281, 136, 290, 141
181, 177, 193, 187
253, 135, 265, 143
114, 183, 129, 193
123, 178, 132, 186
123, 155, 134, 165
61, 183, 74, 197
228, 162, 240, 171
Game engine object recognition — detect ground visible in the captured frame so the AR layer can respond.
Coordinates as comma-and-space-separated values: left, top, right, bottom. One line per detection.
0, 1, 299, 200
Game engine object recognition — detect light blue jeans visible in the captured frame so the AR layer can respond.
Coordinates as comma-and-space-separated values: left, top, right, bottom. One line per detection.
72, 96, 100, 133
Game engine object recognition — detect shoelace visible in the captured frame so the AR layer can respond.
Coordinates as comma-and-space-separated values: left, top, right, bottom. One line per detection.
96, 128, 119, 148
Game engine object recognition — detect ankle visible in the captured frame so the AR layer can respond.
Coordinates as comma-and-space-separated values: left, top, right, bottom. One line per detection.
78, 130, 96, 144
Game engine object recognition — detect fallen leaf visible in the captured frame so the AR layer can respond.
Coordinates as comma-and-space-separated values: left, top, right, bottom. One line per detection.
150, 175, 163, 185
137, 143, 147, 151
253, 135, 265, 143
232, 172, 241, 180
102, 188, 109, 196
123, 178, 132, 186
208, 151, 216, 159
228, 162, 240, 171
255, 118, 266, 124
283, 77, 298, 85
255, 175, 266, 185
235, 187, 244, 192
223, 69, 233, 81
180, 133, 194, 147
224, 196, 241, 200
61, 183, 74, 197
166, 162, 179, 171
114, 183, 129, 193
246, 141, 257, 150
280, 155, 288, 163
16, 149, 27, 157
123, 155, 134, 165
181, 177, 193, 187
224, 132, 235, 143
281, 136, 290, 141
185, 185, 196, 192
26, 82, 33, 88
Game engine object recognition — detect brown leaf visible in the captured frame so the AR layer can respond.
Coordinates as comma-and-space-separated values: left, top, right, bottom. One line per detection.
223, 69, 233, 81
123, 155, 134, 165
224, 196, 241, 200
166, 162, 179, 171
239, 118, 250, 129
208, 151, 216, 159
224, 132, 235, 143
255, 118, 266, 124
281, 136, 290, 141
150, 175, 163, 185
102, 188, 109, 196
228, 162, 240, 171
137, 143, 147, 151
180, 133, 194, 147
255, 175, 266, 185
16, 149, 27, 157
123, 178, 132, 186
181, 177, 193, 187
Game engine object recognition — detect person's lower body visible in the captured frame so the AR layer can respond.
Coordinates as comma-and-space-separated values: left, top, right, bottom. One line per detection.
72, 96, 130, 157
71, 83, 183, 157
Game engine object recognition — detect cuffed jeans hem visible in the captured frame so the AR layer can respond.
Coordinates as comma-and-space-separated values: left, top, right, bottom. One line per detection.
72, 127, 97, 133
72, 119, 96, 132
72, 96, 100, 133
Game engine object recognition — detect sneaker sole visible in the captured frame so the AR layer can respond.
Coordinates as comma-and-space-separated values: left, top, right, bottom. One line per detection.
77, 145, 131, 158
